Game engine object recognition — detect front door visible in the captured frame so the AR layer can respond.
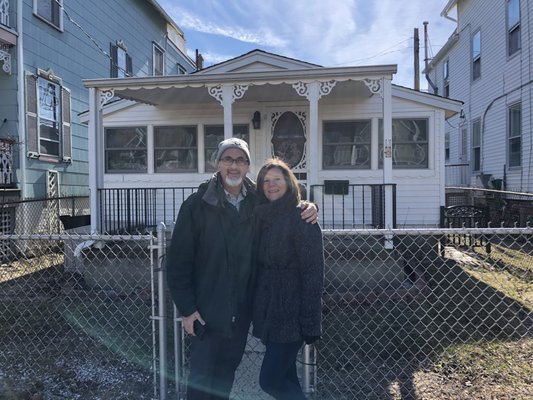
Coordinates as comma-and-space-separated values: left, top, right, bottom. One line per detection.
270, 110, 307, 184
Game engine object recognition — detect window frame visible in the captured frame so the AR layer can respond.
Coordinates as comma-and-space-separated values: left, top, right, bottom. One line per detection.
37, 76, 62, 157
105, 127, 148, 173
154, 125, 198, 173
33, 0, 63, 31
379, 118, 429, 169
472, 30, 481, 81
176, 63, 187, 75
445, 132, 450, 162
508, 102, 521, 168
25, 69, 71, 162
471, 119, 481, 172
110, 41, 132, 78
507, 0, 521, 56
153, 43, 165, 76
443, 59, 450, 98
322, 120, 372, 170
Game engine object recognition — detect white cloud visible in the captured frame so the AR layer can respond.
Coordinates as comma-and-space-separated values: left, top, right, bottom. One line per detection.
163, 0, 455, 88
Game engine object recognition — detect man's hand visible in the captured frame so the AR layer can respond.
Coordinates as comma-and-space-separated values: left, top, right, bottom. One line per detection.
183, 311, 205, 336
300, 201, 319, 224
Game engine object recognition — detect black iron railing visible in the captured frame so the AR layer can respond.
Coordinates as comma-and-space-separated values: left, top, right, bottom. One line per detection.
98, 187, 197, 233
98, 183, 396, 233
310, 182, 396, 229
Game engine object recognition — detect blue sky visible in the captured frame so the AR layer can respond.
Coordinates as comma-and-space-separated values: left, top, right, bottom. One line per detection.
159, 0, 456, 90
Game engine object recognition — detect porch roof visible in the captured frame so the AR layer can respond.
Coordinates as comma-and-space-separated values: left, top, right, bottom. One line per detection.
83, 64, 398, 106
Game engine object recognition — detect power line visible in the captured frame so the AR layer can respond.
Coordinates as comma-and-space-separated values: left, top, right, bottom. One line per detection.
54, 0, 130, 76
333, 37, 413, 65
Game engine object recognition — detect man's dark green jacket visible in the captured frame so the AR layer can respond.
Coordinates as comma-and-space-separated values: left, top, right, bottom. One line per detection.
166, 174, 257, 337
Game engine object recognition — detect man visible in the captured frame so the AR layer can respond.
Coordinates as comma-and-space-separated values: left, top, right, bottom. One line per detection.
166, 138, 317, 400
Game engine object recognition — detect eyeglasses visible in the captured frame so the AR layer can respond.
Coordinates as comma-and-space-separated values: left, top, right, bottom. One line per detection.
219, 156, 249, 166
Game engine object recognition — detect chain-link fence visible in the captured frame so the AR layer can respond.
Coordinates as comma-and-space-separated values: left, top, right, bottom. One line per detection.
1, 227, 532, 399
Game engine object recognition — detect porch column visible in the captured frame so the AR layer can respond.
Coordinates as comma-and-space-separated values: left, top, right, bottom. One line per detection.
382, 78, 393, 230
292, 80, 336, 186
208, 84, 249, 139
89, 88, 112, 233
88, 87, 99, 233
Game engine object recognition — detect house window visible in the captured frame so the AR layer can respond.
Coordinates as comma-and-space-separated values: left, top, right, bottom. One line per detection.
472, 31, 481, 80
177, 63, 186, 75
105, 127, 147, 173
445, 132, 450, 162
153, 44, 164, 76
443, 60, 450, 98
472, 119, 481, 171
204, 125, 249, 172
38, 78, 61, 156
323, 120, 371, 169
34, 0, 62, 30
379, 118, 429, 169
154, 126, 197, 172
507, 0, 521, 56
110, 41, 132, 78
25, 70, 72, 161
508, 102, 521, 167
460, 127, 468, 162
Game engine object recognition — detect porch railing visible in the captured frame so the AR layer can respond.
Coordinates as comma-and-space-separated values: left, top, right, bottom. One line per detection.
98, 184, 396, 233
310, 182, 396, 229
98, 187, 197, 233
445, 163, 470, 187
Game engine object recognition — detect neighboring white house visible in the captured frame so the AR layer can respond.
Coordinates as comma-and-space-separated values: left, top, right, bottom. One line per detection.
426, 0, 532, 192
83, 50, 461, 232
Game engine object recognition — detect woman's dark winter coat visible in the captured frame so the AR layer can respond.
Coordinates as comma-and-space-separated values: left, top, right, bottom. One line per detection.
252, 196, 324, 343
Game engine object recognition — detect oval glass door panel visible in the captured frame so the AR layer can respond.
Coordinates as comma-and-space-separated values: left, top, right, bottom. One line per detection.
271, 112, 306, 168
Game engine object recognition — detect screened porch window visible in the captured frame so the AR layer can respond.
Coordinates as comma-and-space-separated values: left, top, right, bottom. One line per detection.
204, 125, 249, 172
154, 126, 197, 173
322, 120, 371, 169
379, 119, 428, 169
105, 127, 147, 173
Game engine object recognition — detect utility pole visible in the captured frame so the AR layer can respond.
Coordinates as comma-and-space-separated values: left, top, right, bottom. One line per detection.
414, 28, 420, 91
423, 21, 438, 94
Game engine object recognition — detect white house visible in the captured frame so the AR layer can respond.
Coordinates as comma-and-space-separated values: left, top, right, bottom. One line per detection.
426, 0, 532, 192
83, 50, 461, 233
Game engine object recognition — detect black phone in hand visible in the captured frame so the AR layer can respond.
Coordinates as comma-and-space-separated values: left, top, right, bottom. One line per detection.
193, 320, 206, 339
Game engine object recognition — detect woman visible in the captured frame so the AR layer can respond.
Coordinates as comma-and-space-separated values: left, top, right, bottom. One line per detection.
252, 158, 324, 400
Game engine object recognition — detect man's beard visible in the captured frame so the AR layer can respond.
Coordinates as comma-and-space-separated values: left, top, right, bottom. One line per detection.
225, 175, 243, 188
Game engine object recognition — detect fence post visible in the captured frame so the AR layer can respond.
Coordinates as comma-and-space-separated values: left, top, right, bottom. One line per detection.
301, 344, 316, 394
157, 222, 168, 400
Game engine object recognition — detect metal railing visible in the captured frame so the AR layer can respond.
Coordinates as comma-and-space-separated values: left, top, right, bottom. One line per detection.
98, 184, 395, 232
310, 183, 396, 229
445, 162, 470, 187
2, 227, 531, 399
98, 187, 196, 233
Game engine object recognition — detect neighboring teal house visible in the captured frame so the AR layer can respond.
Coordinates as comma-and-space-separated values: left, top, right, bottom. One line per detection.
0, 0, 196, 208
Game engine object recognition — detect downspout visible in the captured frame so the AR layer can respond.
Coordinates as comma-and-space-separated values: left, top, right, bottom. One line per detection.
16, 0, 26, 198
423, 21, 438, 95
